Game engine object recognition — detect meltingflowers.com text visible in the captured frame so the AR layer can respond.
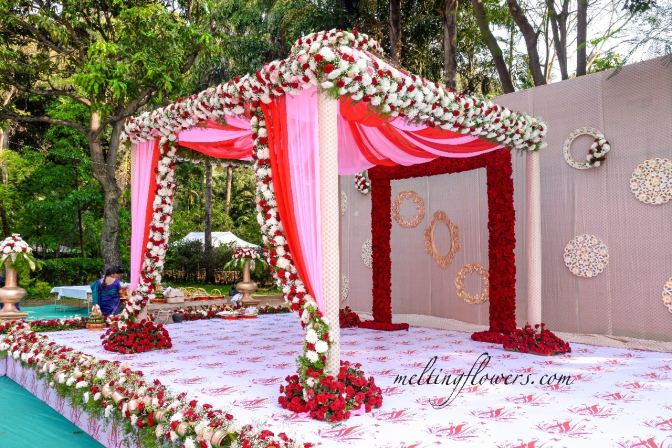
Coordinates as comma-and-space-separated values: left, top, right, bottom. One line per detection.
393, 353, 574, 408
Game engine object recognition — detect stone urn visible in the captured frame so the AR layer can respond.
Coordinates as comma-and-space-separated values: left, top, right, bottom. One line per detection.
0, 262, 28, 321
236, 259, 259, 307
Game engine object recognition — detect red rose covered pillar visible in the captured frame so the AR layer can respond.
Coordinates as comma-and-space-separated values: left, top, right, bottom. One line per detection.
317, 93, 341, 375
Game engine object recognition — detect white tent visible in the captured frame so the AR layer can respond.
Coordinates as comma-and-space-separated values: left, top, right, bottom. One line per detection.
176, 231, 258, 249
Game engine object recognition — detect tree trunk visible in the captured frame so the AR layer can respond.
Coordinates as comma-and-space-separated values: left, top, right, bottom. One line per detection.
225, 165, 233, 215
99, 181, 121, 269
442, 0, 459, 88
0, 128, 9, 237
389, 0, 402, 63
576, 0, 588, 76
547, 0, 569, 80
89, 113, 122, 270
506, 0, 546, 86
74, 169, 85, 256
471, 0, 516, 93
204, 160, 214, 283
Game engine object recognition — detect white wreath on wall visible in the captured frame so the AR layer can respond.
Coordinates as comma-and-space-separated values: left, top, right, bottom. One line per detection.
662, 276, 672, 315
563, 127, 611, 169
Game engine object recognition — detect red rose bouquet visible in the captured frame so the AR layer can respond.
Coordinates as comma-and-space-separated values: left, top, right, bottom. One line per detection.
279, 361, 383, 422
502, 323, 571, 356
339, 306, 361, 328
102, 320, 172, 354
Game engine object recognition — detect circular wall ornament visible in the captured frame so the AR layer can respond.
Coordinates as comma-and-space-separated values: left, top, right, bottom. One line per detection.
341, 274, 350, 304
455, 263, 489, 305
361, 238, 372, 268
563, 234, 609, 278
563, 127, 611, 169
424, 211, 460, 269
629, 158, 672, 205
340, 191, 348, 216
662, 277, 672, 314
392, 190, 425, 228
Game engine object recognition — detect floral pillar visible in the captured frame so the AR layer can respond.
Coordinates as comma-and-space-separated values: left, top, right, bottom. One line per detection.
317, 93, 341, 375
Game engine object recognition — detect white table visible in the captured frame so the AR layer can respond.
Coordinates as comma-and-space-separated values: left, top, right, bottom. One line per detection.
50, 285, 92, 312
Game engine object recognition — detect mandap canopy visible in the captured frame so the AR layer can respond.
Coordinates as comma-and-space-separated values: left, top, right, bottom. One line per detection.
123, 29, 547, 388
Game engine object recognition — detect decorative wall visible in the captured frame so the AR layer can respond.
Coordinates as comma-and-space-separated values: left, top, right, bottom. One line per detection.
340, 56, 672, 341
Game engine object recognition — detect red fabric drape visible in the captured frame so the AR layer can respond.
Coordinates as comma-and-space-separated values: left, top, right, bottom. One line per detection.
339, 97, 501, 166
261, 98, 316, 299
178, 140, 253, 160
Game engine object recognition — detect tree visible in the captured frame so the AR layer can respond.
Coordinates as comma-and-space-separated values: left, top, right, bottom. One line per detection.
0, 1, 214, 269
471, 0, 516, 92
442, 0, 459, 87
506, 0, 546, 86
390, 0, 403, 62
547, 0, 570, 80
576, 0, 588, 76
225, 166, 234, 215
204, 159, 214, 282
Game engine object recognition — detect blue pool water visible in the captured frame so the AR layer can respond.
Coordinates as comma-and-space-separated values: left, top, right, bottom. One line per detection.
0, 376, 103, 447
24, 304, 88, 321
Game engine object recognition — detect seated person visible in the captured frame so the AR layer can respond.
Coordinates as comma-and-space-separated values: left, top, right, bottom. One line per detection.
92, 266, 126, 317
230, 286, 243, 307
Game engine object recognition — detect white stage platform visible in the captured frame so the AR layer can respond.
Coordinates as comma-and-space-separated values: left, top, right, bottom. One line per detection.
47, 314, 672, 448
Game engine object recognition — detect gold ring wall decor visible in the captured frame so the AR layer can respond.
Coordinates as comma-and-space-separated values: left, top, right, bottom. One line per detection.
392, 191, 425, 228
424, 211, 460, 268
455, 263, 489, 304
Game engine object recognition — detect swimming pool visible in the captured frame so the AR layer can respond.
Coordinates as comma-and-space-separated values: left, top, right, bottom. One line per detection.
24, 304, 88, 321
0, 376, 103, 447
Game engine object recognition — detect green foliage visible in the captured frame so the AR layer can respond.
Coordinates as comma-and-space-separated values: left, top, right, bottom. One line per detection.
164, 240, 234, 274
589, 51, 623, 73
37, 258, 105, 286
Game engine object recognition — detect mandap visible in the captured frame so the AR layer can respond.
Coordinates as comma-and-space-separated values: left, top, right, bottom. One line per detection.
121, 29, 548, 416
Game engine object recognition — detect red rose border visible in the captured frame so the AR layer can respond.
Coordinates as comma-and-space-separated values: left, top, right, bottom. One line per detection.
367, 148, 517, 339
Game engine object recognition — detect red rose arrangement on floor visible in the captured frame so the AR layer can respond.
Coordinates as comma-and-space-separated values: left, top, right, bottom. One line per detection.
502, 323, 571, 355
0, 318, 89, 334
102, 320, 172, 354
279, 361, 383, 422
339, 307, 362, 328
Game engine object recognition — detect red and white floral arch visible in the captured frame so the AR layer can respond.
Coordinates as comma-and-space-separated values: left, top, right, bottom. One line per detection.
121, 29, 547, 415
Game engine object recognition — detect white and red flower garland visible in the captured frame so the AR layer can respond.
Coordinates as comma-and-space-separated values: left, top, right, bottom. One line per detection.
354, 171, 371, 194
124, 30, 547, 154
0, 322, 307, 448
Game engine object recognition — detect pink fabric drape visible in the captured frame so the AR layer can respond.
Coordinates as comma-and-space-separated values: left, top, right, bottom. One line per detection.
285, 88, 325, 310
130, 140, 159, 291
